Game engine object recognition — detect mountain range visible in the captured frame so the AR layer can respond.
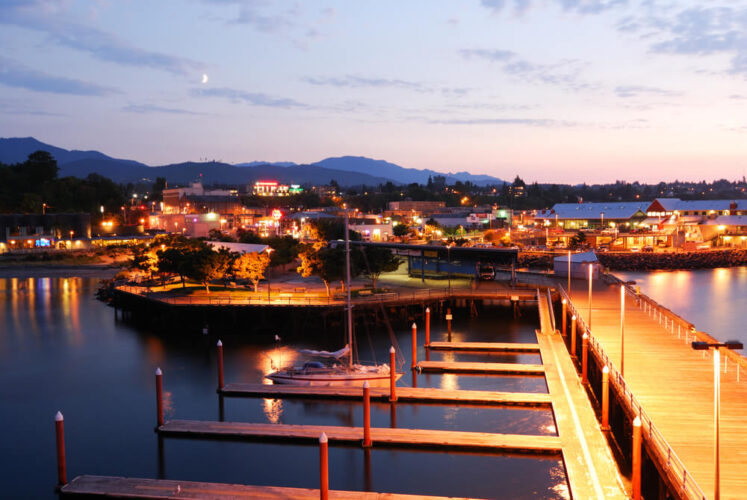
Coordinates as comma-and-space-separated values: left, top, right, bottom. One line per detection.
0, 137, 505, 187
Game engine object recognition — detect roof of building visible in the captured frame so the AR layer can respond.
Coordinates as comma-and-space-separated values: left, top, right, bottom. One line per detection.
649, 198, 747, 212
553, 251, 598, 263
538, 202, 650, 220
207, 241, 269, 254
701, 215, 747, 226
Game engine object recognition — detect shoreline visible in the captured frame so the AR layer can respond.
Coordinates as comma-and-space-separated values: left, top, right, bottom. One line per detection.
0, 264, 121, 279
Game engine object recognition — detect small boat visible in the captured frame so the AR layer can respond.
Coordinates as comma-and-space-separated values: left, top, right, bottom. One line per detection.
266, 208, 403, 387
265, 345, 401, 387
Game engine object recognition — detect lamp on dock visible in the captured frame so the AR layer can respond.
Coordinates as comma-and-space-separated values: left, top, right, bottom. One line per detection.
691, 339, 744, 500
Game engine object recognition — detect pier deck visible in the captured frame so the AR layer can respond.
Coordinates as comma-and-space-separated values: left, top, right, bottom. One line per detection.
416, 361, 544, 375
427, 341, 540, 353
220, 383, 551, 406
158, 420, 562, 454
535, 291, 626, 499
60, 475, 475, 499
569, 278, 747, 499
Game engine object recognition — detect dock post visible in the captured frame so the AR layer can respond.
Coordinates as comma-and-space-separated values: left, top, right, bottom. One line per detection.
446, 308, 452, 342
319, 433, 329, 500
561, 299, 567, 337
601, 366, 610, 430
582, 332, 589, 385
55, 411, 67, 486
411, 323, 417, 370
571, 315, 577, 357
362, 381, 371, 448
632, 416, 642, 500
425, 307, 431, 347
389, 346, 397, 402
155, 368, 164, 428
217, 340, 224, 391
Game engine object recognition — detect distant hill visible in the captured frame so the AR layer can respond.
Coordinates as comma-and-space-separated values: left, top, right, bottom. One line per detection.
0, 137, 505, 187
313, 156, 504, 186
0, 137, 148, 168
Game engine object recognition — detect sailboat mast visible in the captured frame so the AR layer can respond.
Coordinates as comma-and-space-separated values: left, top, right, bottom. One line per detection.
344, 206, 353, 368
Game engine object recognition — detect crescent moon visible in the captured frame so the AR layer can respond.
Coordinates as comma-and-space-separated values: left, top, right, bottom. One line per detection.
201, 73, 209, 84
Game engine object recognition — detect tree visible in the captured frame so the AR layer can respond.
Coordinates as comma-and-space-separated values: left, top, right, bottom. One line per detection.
393, 224, 409, 237
569, 231, 586, 250
233, 251, 270, 292
297, 244, 349, 297
183, 246, 234, 293
128, 244, 158, 279
358, 246, 401, 289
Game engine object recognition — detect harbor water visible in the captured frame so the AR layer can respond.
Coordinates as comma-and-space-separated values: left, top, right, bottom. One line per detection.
0, 276, 568, 499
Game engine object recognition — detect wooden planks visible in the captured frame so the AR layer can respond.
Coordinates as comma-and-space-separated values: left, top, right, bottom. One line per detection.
416, 361, 544, 375
221, 383, 552, 407
568, 279, 747, 499
158, 420, 562, 454
536, 330, 627, 499
427, 342, 540, 353
60, 475, 476, 499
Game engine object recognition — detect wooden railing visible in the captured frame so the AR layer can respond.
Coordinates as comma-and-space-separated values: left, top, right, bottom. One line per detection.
115, 285, 542, 307
558, 285, 709, 500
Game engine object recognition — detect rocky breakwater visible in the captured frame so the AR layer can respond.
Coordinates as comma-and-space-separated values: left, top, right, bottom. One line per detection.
518, 249, 747, 272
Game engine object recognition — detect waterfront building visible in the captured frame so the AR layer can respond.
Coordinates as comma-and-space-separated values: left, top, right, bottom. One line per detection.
0, 213, 91, 252
251, 180, 303, 196
536, 202, 650, 230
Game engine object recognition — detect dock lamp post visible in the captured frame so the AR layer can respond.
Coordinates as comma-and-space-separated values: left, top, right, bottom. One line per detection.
587, 263, 593, 330
266, 248, 274, 304
691, 340, 744, 500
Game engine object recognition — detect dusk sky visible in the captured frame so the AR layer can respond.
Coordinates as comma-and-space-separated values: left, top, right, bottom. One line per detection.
1, 0, 747, 183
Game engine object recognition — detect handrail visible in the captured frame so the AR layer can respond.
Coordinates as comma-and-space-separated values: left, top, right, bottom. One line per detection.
114, 285, 549, 308
558, 285, 708, 500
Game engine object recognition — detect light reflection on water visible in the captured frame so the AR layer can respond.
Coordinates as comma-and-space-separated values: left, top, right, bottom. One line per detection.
616, 267, 747, 345
0, 276, 567, 499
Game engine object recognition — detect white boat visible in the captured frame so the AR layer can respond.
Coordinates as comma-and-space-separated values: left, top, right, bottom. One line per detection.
265, 345, 401, 387
266, 208, 403, 387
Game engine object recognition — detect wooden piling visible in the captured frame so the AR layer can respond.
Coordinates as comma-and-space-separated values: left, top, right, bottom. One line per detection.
319, 433, 329, 500
55, 411, 67, 486
561, 299, 567, 337
571, 315, 577, 357
362, 381, 371, 448
155, 368, 164, 428
446, 308, 452, 342
632, 416, 642, 500
411, 323, 417, 370
582, 332, 589, 385
425, 307, 431, 347
389, 347, 397, 402
217, 340, 224, 391
601, 366, 610, 431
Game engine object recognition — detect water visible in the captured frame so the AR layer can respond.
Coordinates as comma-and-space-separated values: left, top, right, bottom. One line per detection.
0, 276, 566, 499
615, 267, 747, 347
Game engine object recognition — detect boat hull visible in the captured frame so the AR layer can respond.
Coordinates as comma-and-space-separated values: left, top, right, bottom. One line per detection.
266, 371, 403, 387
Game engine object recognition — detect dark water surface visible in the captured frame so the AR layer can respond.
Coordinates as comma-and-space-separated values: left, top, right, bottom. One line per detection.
0, 277, 567, 499
615, 267, 747, 347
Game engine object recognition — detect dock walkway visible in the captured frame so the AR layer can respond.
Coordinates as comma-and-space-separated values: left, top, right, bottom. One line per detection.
221, 384, 551, 407
568, 278, 747, 499
416, 361, 544, 375
60, 475, 475, 499
427, 341, 539, 353
158, 420, 562, 454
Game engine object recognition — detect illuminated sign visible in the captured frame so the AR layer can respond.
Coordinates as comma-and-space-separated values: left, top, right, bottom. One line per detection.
272, 209, 283, 220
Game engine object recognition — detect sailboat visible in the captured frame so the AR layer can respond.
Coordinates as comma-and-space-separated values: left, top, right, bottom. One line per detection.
266, 208, 403, 387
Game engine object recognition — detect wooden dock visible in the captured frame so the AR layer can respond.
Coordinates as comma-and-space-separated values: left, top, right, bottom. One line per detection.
534, 291, 627, 499
568, 278, 747, 499
60, 475, 477, 499
158, 420, 562, 454
416, 360, 544, 375
427, 341, 540, 353
220, 383, 552, 407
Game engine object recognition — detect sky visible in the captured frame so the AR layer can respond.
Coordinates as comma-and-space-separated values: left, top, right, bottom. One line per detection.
1, 0, 747, 184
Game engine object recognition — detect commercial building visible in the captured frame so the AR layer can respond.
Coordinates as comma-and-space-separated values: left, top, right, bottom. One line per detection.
0, 213, 91, 252
252, 181, 303, 196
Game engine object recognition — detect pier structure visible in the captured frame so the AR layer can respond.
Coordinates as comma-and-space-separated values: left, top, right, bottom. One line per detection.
61, 286, 631, 499
561, 275, 747, 500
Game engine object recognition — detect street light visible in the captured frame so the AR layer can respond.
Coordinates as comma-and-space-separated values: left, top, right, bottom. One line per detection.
620, 285, 625, 376
691, 340, 743, 500
446, 244, 452, 296
587, 263, 593, 330
266, 248, 274, 304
